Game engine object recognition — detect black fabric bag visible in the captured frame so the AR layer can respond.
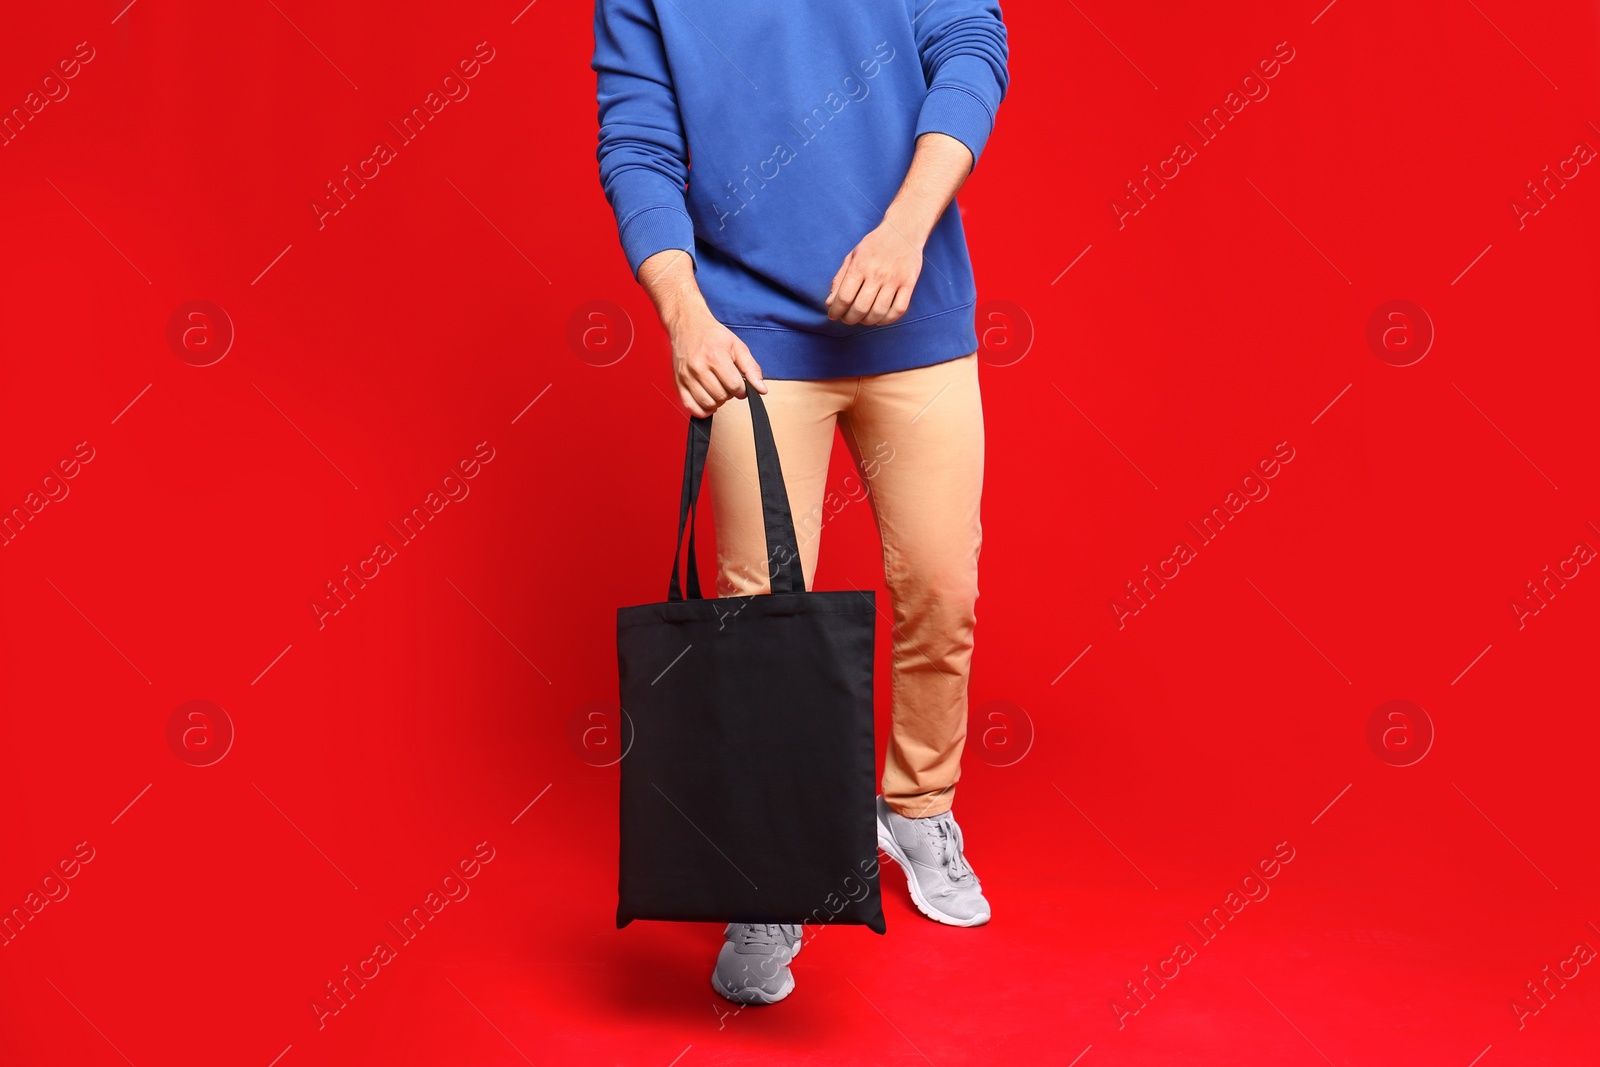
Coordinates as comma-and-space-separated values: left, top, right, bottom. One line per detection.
615, 386, 885, 933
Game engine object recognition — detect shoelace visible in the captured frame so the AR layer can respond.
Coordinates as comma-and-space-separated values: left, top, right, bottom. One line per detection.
921, 815, 976, 884
732, 923, 798, 949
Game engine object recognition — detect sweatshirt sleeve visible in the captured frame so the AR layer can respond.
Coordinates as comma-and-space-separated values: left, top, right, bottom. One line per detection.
591, 0, 697, 278
910, 0, 1010, 170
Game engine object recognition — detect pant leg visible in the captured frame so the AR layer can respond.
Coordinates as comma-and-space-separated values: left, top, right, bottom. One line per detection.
838, 353, 984, 819
706, 378, 854, 596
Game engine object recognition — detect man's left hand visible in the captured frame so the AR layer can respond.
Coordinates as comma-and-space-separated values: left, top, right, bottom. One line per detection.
825, 223, 923, 326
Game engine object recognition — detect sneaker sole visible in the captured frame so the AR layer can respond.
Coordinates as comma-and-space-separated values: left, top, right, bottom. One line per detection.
875, 817, 991, 928
711, 968, 795, 1005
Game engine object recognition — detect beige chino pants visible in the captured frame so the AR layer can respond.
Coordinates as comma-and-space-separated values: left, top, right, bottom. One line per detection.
706, 351, 984, 819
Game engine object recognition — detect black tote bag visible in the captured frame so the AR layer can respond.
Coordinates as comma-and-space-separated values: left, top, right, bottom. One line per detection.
615, 385, 885, 934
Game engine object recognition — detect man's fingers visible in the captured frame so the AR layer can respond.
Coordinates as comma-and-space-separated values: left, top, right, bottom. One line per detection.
682, 376, 718, 414
677, 384, 709, 419
731, 342, 767, 395
863, 282, 899, 326
843, 280, 881, 326
830, 270, 865, 320
826, 253, 852, 306
887, 286, 913, 323
693, 364, 731, 405
708, 348, 746, 399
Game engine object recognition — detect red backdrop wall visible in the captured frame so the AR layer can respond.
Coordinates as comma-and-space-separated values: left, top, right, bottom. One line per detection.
2, 2, 1597, 1065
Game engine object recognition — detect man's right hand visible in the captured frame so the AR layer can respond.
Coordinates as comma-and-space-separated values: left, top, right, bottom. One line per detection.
636, 249, 769, 418
668, 307, 768, 418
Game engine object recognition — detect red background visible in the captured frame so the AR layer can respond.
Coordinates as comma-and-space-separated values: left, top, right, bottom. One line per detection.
2, 1, 1598, 1064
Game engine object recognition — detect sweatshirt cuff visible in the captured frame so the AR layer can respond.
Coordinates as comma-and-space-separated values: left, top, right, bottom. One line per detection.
620, 204, 697, 277
915, 83, 998, 170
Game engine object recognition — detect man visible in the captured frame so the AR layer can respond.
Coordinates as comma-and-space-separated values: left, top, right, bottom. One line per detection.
592, 0, 1009, 1005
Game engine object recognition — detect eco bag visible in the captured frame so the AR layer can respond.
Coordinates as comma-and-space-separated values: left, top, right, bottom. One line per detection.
616, 385, 885, 933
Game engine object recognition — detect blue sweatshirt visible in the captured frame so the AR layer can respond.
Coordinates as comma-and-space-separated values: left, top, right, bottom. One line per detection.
591, 0, 1009, 380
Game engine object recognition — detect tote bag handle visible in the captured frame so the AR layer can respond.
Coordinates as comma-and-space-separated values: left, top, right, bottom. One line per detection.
668, 383, 804, 601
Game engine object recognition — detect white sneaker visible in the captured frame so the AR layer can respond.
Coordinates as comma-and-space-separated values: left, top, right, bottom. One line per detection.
875, 796, 991, 927
711, 923, 803, 1005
